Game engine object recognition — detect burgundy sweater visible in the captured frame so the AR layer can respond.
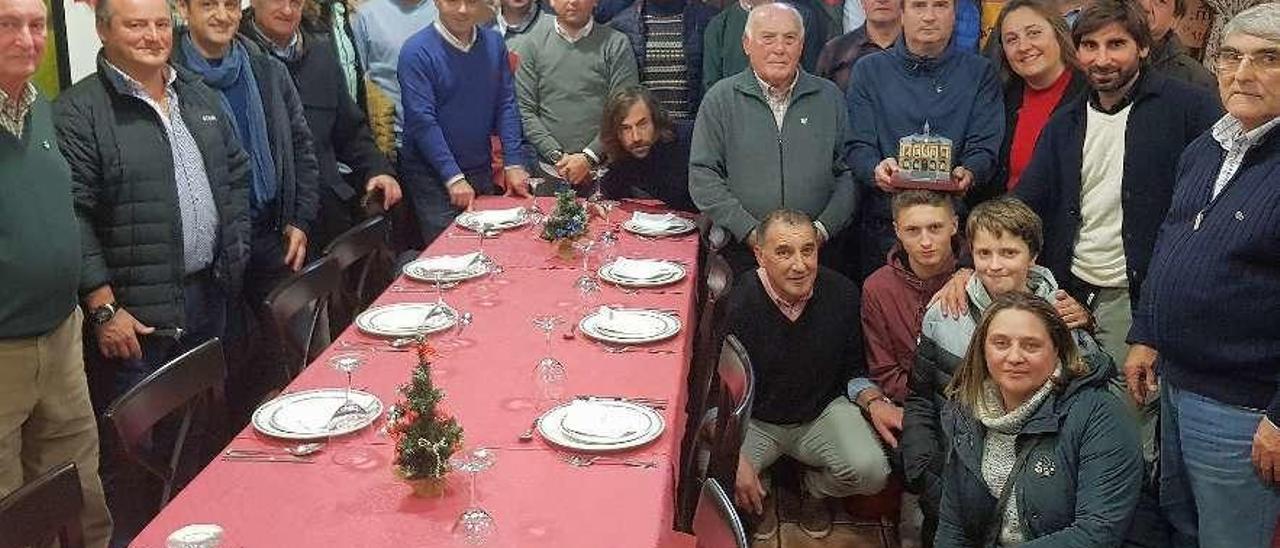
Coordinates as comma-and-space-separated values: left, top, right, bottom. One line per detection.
860, 246, 956, 402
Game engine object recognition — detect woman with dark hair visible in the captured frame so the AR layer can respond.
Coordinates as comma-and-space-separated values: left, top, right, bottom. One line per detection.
934, 292, 1141, 547
597, 85, 698, 212
980, 0, 1087, 198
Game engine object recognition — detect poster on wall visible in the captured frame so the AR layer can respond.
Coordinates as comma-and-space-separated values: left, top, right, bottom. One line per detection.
32, 0, 69, 97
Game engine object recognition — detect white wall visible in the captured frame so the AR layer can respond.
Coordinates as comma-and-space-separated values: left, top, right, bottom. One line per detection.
63, 0, 101, 84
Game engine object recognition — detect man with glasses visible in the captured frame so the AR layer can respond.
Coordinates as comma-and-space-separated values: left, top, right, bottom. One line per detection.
1126, 4, 1280, 546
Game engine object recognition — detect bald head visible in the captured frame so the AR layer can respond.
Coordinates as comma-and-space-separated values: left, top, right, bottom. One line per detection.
743, 2, 804, 89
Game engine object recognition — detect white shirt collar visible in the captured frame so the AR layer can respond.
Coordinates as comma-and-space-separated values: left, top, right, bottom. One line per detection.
1212, 114, 1280, 152
435, 21, 478, 52
554, 18, 593, 43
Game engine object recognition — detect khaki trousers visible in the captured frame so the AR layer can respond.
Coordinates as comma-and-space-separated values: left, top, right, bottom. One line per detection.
0, 308, 112, 547
742, 397, 891, 499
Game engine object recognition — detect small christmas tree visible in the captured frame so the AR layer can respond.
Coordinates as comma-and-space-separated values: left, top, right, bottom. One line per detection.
387, 338, 463, 481
540, 189, 588, 242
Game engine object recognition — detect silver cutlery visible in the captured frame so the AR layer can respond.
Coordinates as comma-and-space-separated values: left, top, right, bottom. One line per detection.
561, 454, 656, 468
224, 442, 324, 458
221, 452, 316, 464
599, 344, 677, 356
518, 418, 539, 442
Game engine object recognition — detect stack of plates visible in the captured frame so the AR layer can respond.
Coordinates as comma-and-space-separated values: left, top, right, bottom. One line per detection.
355, 302, 457, 337
622, 212, 696, 237
598, 258, 686, 287
579, 306, 681, 344
536, 399, 665, 452
456, 208, 528, 232
403, 252, 488, 283
252, 388, 384, 439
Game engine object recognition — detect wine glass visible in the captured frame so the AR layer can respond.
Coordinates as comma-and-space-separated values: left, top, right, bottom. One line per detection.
525, 178, 546, 224
450, 448, 497, 544
327, 351, 369, 425
596, 227, 619, 265
530, 315, 567, 411
573, 238, 598, 293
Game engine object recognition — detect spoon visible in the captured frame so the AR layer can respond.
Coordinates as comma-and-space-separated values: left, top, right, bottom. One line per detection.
225, 442, 325, 458
518, 418, 539, 442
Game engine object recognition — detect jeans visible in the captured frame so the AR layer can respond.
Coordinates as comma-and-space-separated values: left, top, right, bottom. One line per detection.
403, 165, 495, 247
1162, 382, 1280, 548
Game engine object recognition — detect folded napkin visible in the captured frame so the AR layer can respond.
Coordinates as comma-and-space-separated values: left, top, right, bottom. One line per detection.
560, 400, 644, 440
594, 306, 664, 336
415, 252, 481, 274
470, 207, 525, 226
610, 258, 675, 280
630, 211, 682, 231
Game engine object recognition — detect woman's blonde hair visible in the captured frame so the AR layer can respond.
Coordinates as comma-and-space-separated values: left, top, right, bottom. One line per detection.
945, 292, 1090, 413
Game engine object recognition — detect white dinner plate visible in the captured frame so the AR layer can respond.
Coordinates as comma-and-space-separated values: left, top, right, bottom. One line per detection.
621, 213, 697, 237
455, 209, 528, 232
537, 399, 665, 452
579, 307, 681, 344
403, 253, 489, 283
355, 302, 457, 337
251, 388, 384, 440
598, 259, 686, 288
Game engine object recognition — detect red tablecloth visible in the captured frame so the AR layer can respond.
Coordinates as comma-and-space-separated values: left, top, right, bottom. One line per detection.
130, 197, 701, 547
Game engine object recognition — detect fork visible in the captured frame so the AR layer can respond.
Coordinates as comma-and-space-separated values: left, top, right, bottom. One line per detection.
599, 344, 677, 355
561, 454, 657, 468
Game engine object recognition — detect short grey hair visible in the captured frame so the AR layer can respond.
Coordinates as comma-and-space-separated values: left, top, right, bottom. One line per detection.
1222, 3, 1280, 45
755, 208, 817, 247
95, 0, 113, 25
744, 1, 805, 41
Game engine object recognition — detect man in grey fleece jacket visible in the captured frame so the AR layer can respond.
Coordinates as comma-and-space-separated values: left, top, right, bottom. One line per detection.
689, 2, 859, 273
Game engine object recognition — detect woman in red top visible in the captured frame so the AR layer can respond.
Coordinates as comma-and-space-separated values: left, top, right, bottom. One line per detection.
980, 0, 1088, 199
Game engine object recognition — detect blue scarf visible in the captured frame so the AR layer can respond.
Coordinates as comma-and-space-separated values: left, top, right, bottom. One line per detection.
179, 33, 278, 215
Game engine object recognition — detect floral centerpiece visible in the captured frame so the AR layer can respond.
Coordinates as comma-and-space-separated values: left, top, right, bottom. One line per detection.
386, 338, 463, 497
540, 190, 588, 259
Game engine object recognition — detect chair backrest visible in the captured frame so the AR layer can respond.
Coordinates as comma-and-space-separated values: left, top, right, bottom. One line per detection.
708, 334, 755, 493
0, 462, 84, 548
704, 252, 733, 305
105, 338, 227, 507
322, 215, 391, 327
264, 255, 343, 376
695, 216, 730, 254
323, 215, 389, 272
692, 478, 748, 548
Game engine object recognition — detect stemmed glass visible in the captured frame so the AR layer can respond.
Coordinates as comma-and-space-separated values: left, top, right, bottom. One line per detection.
525, 178, 546, 225
596, 227, 619, 266
326, 351, 369, 429
573, 238, 599, 293
450, 448, 497, 544
530, 315, 567, 411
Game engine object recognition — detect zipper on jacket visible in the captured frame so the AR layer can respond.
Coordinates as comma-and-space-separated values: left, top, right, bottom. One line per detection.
778, 130, 785, 207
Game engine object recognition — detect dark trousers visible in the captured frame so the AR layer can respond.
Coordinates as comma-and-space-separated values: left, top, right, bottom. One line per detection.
402, 165, 496, 248
224, 220, 294, 427
97, 271, 227, 408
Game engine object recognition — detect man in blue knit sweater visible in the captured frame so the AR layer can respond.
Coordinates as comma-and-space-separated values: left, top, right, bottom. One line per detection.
398, 0, 530, 245
1125, 4, 1280, 547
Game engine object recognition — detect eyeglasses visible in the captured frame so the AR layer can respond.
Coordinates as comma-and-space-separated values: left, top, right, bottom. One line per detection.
1214, 48, 1280, 73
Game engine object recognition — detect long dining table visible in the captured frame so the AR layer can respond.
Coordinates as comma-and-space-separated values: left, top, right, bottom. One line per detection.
129, 196, 702, 547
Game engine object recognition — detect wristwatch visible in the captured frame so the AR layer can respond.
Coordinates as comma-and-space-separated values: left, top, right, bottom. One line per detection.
862, 395, 894, 413
88, 302, 119, 326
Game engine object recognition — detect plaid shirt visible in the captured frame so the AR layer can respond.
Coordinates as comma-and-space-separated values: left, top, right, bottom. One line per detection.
0, 82, 37, 139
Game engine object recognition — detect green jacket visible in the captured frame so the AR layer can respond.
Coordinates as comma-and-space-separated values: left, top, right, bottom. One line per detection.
934, 352, 1141, 547
689, 69, 857, 241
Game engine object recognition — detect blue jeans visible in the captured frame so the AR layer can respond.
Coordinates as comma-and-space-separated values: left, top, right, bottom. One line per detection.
403, 166, 495, 247
1162, 382, 1280, 548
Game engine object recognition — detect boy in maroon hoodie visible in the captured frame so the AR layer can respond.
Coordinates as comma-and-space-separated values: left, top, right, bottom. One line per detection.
855, 190, 960, 548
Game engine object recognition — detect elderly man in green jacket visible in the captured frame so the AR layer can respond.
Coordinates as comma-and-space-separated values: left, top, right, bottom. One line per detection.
690, 1, 858, 274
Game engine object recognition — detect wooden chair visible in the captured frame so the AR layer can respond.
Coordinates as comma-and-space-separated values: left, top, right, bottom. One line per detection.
0, 462, 84, 548
692, 478, 749, 548
707, 335, 756, 493
264, 255, 343, 379
677, 253, 735, 530
678, 332, 755, 531
105, 338, 227, 507
322, 215, 391, 330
